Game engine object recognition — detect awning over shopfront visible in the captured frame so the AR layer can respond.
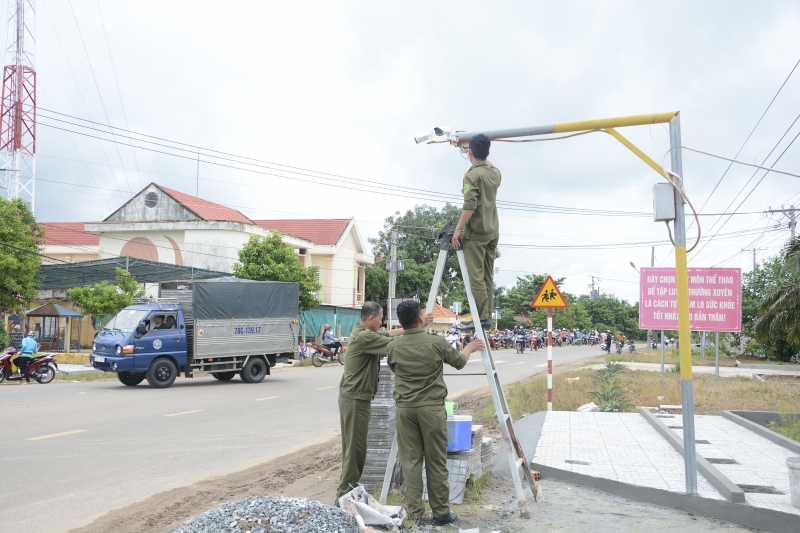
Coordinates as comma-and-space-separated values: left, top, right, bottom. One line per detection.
38, 257, 229, 289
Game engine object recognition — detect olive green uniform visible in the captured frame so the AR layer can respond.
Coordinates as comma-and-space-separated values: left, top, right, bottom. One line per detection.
386, 328, 467, 519
461, 161, 501, 321
336, 323, 394, 501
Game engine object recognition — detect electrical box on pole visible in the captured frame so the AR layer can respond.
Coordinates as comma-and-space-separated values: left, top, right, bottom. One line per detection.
653, 183, 676, 222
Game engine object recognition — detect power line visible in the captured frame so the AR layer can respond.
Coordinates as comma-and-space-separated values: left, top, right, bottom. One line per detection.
95, 0, 143, 191
694, 57, 800, 217
67, 0, 134, 196
690, 124, 800, 260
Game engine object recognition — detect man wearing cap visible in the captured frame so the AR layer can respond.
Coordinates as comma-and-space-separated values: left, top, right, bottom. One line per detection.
14, 331, 39, 383
335, 301, 433, 502
452, 133, 501, 332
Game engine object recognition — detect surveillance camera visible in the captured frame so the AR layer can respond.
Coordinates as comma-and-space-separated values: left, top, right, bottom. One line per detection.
414, 132, 432, 144
433, 126, 451, 137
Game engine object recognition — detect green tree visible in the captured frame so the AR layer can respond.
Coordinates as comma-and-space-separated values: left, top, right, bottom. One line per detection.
368, 204, 469, 307
0, 197, 43, 313
68, 268, 145, 316
752, 239, 800, 359
364, 254, 437, 304
232, 232, 322, 311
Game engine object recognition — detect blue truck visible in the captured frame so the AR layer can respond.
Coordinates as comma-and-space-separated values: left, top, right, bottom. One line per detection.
90, 279, 299, 388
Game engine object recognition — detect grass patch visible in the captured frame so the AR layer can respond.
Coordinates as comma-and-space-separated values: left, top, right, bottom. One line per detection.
294, 358, 313, 367
464, 472, 491, 503
607, 351, 738, 367
55, 371, 117, 381
769, 413, 800, 443
474, 367, 800, 424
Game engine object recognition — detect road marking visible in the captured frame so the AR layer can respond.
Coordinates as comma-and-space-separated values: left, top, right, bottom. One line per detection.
27, 429, 87, 441
255, 396, 280, 401
165, 410, 202, 417
511, 362, 526, 366
535, 363, 547, 367
494, 361, 506, 364
316, 386, 335, 390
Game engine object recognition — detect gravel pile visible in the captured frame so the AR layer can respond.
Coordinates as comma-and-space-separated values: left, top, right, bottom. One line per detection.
172, 495, 358, 533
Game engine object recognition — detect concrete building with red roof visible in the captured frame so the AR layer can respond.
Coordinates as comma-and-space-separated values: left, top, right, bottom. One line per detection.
41, 183, 373, 307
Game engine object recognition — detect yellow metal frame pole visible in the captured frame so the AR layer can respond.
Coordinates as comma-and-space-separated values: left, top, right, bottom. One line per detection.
669, 113, 698, 494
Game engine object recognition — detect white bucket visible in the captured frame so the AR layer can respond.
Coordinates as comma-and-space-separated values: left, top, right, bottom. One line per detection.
788, 457, 800, 508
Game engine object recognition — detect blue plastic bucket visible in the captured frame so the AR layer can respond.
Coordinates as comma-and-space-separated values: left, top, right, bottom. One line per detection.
446, 415, 473, 452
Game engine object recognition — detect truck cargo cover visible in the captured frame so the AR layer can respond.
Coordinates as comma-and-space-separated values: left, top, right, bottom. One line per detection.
194, 280, 299, 320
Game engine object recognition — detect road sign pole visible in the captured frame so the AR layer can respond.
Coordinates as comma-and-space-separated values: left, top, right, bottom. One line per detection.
547, 308, 553, 412
715, 332, 720, 378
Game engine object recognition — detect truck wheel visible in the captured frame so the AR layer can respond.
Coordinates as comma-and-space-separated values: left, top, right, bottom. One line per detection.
241, 357, 267, 383
212, 372, 236, 381
117, 372, 145, 386
146, 358, 177, 388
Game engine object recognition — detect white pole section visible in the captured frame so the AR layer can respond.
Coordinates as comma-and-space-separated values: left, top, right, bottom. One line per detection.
547, 308, 553, 412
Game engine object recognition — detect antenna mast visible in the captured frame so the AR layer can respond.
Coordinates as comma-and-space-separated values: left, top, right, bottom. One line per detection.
0, 0, 36, 212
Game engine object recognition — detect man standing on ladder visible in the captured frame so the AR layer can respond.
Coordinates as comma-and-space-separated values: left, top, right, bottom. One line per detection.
452, 134, 501, 331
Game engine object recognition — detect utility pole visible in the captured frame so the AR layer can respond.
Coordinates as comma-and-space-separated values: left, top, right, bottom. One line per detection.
743, 247, 767, 270
387, 230, 397, 330
765, 206, 797, 240
0, 0, 36, 212
589, 276, 601, 299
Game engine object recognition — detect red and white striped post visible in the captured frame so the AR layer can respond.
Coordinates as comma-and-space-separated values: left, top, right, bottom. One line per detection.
547, 308, 553, 411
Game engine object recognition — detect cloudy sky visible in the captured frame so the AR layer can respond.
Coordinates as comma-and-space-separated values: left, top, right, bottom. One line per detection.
14, 0, 800, 301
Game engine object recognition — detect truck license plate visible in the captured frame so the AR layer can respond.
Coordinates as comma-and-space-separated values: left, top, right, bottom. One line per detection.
95, 356, 105, 362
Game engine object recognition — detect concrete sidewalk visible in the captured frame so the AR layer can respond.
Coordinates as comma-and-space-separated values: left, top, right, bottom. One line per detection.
588, 361, 800, 377
503, 411, 800, 532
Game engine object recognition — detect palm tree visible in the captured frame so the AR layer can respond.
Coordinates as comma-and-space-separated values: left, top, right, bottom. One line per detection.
753, 238, 800, 344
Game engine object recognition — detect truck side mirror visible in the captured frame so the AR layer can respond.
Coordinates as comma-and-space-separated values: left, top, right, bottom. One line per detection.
136, 322, 147, 337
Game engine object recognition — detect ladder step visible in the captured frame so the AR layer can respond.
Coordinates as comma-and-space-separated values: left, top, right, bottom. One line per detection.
515, 457, 524, 468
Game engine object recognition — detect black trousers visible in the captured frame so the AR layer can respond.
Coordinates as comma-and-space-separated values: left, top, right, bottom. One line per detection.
16, 356, 32, 381
324, 342, 342, 355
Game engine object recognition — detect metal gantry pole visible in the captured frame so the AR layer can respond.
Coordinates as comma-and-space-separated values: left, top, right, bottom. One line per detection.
715, 332, 720, 378
669, 113, 698, 494
660, 330, 665, 375
547, 308, 553, 412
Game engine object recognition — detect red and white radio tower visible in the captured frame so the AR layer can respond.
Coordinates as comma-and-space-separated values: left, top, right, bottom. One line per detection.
0, 0, 35, 212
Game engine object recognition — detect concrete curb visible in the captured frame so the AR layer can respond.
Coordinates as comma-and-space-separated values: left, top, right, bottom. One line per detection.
722, 410, 800, 455
530, 461, 799, 533
735, 362, 800, 371
639, 408, 746, 503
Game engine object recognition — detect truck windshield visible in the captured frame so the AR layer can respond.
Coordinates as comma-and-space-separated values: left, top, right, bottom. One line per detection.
105, 309, 149, 332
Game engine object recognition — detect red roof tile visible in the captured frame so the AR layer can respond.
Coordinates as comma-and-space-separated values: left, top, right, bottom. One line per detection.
42, 222, 99, 247
253, 219, 350, 246
159, 186, 253, 224
433, 303, 458, 319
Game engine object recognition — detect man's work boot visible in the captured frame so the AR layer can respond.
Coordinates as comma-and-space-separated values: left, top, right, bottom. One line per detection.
458, 319, 492, 331
431, 512, 458, 526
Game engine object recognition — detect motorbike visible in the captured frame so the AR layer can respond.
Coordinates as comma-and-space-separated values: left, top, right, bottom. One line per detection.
616, 340, 624, 354
651, 339, 658, 349
515, 338, 525, 354
310, 343, 346, 367
0, 347, 58, 384
628, 340, 636, 353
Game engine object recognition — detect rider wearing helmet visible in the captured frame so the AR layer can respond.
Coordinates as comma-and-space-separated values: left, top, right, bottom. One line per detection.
322, 324, 342, 356
15, 331, 38, 383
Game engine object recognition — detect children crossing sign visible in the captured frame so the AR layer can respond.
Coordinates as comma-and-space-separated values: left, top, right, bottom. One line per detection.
531, 276, 568, 308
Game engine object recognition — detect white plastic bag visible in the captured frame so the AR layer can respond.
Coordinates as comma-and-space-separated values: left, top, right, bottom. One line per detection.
577, 401, 599, 412
338, 485, 406, 533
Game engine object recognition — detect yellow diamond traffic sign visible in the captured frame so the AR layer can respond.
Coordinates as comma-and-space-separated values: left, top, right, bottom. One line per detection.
531, 276, 568, 308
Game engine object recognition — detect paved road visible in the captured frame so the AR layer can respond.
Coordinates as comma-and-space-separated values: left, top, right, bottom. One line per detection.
1, 344, 601, 533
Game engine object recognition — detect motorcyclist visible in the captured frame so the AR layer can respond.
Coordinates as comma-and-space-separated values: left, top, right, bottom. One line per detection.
605, 331, 612, 353
14, 331, 38, 383
446, 328, 460, 350
322, 324, 342, 357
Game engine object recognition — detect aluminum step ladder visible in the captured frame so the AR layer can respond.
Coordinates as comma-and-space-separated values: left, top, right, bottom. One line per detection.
379, 220, 538, 517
